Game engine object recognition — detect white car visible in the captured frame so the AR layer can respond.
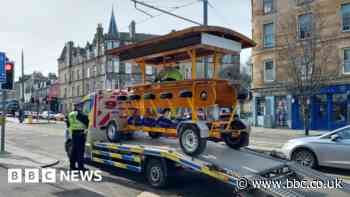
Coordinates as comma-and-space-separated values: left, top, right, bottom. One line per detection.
281, 126, 350, 170
40, 111, 56, 120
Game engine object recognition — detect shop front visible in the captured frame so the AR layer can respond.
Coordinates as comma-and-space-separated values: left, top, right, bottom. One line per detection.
292, 85, 350, 131
252, 94, 291, 128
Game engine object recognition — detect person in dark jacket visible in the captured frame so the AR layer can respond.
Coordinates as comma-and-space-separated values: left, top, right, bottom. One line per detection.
230, 114, 247, 130
67, 103, 89, 171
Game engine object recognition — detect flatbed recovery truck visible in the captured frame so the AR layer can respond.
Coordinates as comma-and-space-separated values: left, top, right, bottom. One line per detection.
85, 133, 350, 197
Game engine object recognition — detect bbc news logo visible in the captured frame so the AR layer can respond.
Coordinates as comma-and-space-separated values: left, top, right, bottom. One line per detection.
8, 168, 102, 183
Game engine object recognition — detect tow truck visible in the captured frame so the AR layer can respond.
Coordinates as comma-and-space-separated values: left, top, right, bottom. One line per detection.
66, 26, 350, 196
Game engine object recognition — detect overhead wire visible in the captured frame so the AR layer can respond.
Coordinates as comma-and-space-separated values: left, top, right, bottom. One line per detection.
207, 0, 232, 28
120, 0, 199, 30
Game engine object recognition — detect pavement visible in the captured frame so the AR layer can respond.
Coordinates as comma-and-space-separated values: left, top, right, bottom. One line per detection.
248, 126, 323, 151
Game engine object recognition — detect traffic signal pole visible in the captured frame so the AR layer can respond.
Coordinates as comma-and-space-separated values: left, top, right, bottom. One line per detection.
1, 90, 6, 152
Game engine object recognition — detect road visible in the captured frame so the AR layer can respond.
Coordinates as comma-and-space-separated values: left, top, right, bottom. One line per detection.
1, 119, 349, 197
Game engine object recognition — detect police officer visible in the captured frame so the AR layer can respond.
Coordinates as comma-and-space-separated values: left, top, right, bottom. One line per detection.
67, 103, 89, 171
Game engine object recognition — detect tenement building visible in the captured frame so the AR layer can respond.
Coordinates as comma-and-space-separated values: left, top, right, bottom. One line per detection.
58, 9, 155, 113
251, 0, 350, 130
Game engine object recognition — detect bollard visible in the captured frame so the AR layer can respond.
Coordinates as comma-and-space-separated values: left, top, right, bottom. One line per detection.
28, 115, 33, 124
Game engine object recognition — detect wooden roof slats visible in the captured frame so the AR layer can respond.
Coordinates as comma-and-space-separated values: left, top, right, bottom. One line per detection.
107, 26, 255, 65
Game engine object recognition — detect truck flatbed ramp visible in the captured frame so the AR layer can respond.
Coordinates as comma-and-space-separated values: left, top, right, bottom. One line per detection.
89, 134, 350, 197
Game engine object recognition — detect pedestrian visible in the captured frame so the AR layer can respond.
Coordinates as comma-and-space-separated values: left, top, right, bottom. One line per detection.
18, 107, 24, 123
230, 114, 247, 130
67, 103, 89, 171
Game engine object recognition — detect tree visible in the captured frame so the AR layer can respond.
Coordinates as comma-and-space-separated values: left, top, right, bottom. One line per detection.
277, 4, 339, 135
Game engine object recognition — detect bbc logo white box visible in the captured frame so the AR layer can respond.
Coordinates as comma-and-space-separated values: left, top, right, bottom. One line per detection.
42, 168, 56, 183
8, 169, 22, 183
25, 169, 40, 183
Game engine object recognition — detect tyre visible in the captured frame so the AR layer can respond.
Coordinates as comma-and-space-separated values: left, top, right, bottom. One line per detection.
148, 132, 161, 139
179, 124, 207, 156
145, 159, 168, 188
106, 122, 122, 142
223, 132, 249, 149
291, 149, 318, 169
65, 139, 72, 159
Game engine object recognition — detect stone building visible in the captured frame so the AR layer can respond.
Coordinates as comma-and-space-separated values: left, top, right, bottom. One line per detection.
251, 0, 350, 130
15, 72, 58, 110
58, 9, 155, 113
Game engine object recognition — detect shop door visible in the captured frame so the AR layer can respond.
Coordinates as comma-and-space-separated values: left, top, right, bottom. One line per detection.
313, 95, 328, 130
331, 94, 348, 129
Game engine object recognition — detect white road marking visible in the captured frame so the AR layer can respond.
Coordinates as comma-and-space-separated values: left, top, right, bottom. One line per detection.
137, 192, 160, 197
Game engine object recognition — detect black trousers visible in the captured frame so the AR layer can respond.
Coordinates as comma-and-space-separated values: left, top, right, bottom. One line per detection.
70, 131, 86, 170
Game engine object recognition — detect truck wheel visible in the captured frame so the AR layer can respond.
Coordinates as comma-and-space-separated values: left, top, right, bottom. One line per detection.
179, 124, 207, 156
145, 159, 168, 188
223, 132, 249, 149
148, 132, 161, 139
106, 122, 122, 142
65, 139, 72, 159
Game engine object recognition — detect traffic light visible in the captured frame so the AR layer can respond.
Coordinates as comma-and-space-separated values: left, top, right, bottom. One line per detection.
1, 62, 14, 90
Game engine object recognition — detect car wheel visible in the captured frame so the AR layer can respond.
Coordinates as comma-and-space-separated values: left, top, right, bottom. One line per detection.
223, 132, 249, 149
179, 124, 207, 156
292, 149, 318, 169
106, 122, 122, 142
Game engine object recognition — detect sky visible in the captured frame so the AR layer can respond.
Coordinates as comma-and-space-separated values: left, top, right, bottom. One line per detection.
0, 0, 252, 80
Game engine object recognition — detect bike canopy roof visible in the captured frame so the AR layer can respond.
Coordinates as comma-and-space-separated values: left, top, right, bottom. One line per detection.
107, 26, 255, 66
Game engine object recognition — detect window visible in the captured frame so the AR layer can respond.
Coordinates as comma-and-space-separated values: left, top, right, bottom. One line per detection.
344, 48, 350, 73
256, 98, 266, 116
263, 23, 274, 48
71, 70, 75, 81
295, 0, 313, 6
338, 128, 350, 140
76, 69, 80, 80
72, 86, 75, 97
107, 41, 113, 50
146, 66, 153, 75
342, 4, 350, 31
77, 85, 80, 96
86, 83, 90, 93
93, 65, 97, 77
263, 0, 274, 14
113, 58, 119, 73
126, 63, 132, 74
82, 99, 93, 114
64, 88, 67, 98
264, 60, 275, 81
297, 57, 312, 80
86, 67, 90, 78
332, 94, 347, 123
298, 13, 312, 39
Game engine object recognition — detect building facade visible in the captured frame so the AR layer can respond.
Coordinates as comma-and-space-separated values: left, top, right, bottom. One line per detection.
58, 10, 155, 113
15, 72, 58, 111
251, 0, 350, 130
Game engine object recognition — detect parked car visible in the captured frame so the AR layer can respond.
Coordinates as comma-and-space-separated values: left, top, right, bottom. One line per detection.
40, 111, 56, 120
54, 113, 65, 121
281, 126, 350, 170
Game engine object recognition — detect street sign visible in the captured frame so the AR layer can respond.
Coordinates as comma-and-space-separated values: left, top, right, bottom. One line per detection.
0, 52, 6, 83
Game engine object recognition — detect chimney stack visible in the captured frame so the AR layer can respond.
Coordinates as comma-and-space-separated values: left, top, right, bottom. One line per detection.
129, 20, 136, 42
